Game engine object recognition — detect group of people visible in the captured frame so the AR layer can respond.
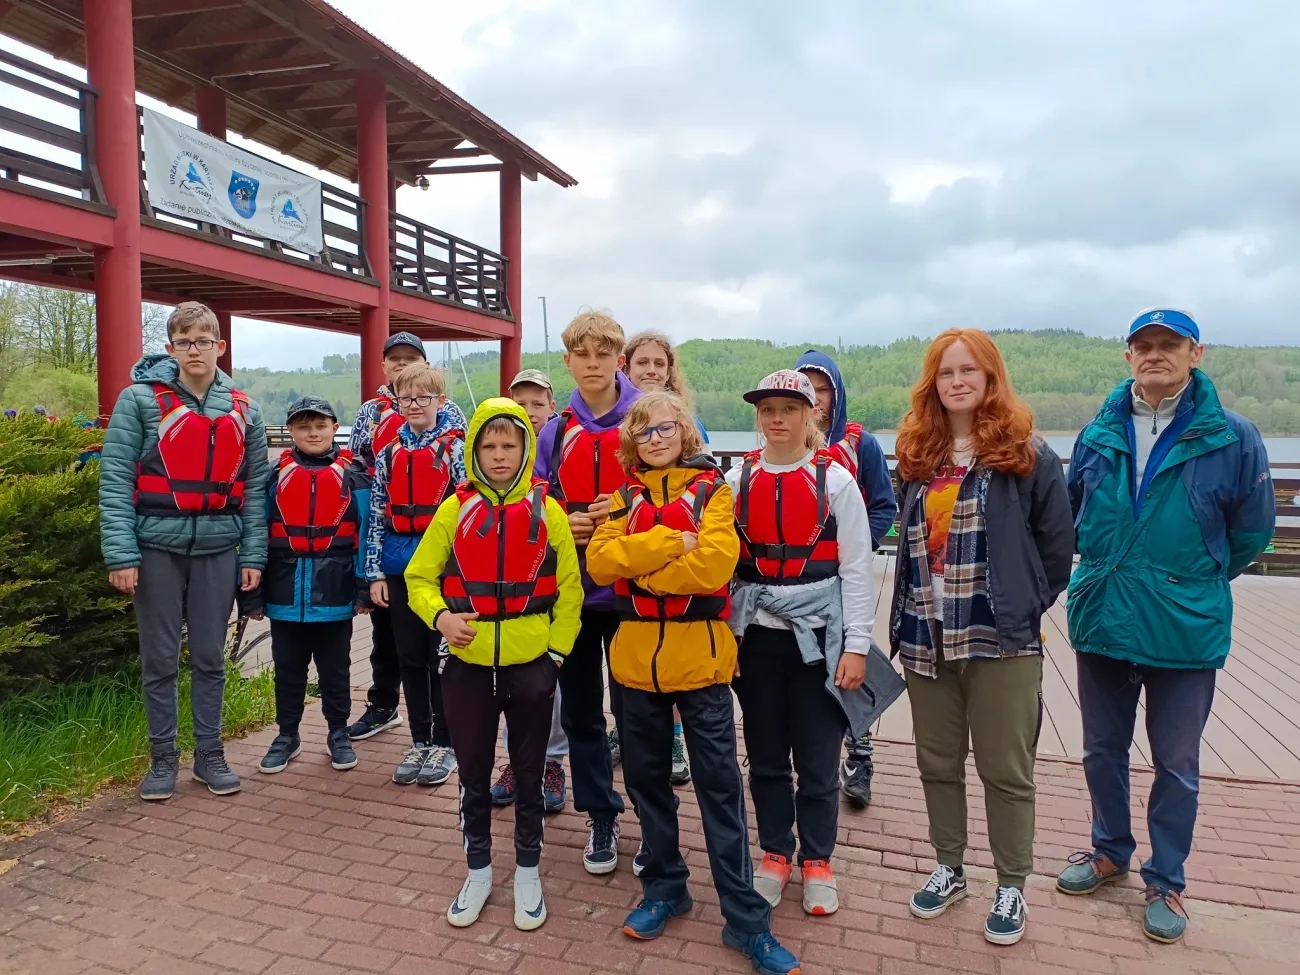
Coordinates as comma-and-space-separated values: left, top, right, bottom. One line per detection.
98, 300, 1274, 974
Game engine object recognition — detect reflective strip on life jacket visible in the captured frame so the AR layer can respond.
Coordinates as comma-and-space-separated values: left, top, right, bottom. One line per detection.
735, 449, 839, 584
383, 432, 460, 535
441, 481, 559, 622
614, 471, 730, 621
268, 449, 358, 554
134, 384, 250, 516
549, 407, 625, 513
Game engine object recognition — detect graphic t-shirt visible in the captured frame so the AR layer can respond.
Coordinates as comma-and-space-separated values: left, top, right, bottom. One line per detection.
925, 438, 974, 604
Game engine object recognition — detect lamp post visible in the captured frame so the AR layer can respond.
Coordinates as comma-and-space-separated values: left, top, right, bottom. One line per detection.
538, 295, 551, 378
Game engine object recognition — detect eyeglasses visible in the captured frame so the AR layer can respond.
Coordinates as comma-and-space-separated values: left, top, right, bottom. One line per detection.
171, 338, 217, 351
632, 420, 681, 443
396, 394, 438, 408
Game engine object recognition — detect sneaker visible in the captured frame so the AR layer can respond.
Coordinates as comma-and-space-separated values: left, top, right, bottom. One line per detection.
543, 760, 566, 813
258, 734, 301, 774
670, 731, 691, 785
514, 871, 547, 931
347, 704, 402, 741
393, 743, 431, 785
909, 864, 968, 918
1056, 850, 1129, 895
622, 894, 693, 940
608, 728, 621, 767
447, 871, 492, 928
417, 745, 457, 786
722, 925, 801, 975
583, 816, 620, 875
326, 728, 357, 770
632, 841, 650, 878
839, 757, 873, 808
1143, 886, 1189, 944
984, 885, 1028, 945
753, 852, 793, 907
192, 741, 241, 795
139, 746, 180, 801
491, 764, 517, 806
800, 859, 839, 916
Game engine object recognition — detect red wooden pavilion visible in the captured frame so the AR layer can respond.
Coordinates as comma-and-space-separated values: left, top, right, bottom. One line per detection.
0, 0, 575, 418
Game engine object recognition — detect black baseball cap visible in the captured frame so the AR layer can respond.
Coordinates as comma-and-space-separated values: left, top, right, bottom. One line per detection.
383, 331, 426, 357
285, 395, 337, 422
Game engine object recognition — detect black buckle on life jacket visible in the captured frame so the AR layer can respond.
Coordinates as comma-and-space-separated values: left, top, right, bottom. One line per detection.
461, 580, 535, 599
389, 503, 438, 517
747, 542, 816, 560
283, 524, 336, 539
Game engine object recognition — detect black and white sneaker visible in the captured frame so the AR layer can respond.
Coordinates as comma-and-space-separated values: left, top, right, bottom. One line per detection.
669, 732, 691, 786
984, 885, 1028, 945
347, 704, 402, 741
632, 841, 650, 877
839, 758, 873, 807
393, 743, 431, 785
909, 864, 968, 918
583, 817, 620, 875
326, 728, 357, 770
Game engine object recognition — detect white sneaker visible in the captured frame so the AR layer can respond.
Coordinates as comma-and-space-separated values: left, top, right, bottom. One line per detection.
447, 871, 492, 928
514, 872, 547, 931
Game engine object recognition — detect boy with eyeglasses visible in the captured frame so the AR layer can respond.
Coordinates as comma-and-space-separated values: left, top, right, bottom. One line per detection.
100, 301, 269, 801
366, 363, 466, 787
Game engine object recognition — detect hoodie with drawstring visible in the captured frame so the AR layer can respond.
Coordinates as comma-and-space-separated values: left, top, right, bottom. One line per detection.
794, 349, 897, 548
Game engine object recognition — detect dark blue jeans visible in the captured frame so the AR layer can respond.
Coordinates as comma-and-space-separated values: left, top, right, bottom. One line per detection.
1076, 651, 1217, 893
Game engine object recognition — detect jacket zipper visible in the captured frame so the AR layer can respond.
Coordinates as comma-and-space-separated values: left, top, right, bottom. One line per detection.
774, 474, 786, 576
303, 471, 318, 622
649, 619, 666, 693
707, 619, 716, 658
494, 501, 507, 676
593, 438, 602, 501
406, 450, 416, 531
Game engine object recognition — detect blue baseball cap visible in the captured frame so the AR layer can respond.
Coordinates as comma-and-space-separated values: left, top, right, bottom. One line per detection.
1127, 308, 1200, 343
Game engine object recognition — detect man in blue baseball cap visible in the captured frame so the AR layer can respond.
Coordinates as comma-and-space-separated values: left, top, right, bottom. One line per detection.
1056, 308, 1275, 944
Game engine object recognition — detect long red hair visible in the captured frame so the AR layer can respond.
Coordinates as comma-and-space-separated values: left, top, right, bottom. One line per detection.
895, 329, 1036, 481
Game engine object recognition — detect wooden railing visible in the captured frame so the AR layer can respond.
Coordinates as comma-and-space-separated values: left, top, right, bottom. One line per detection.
390, 212, 510, 316
0, 47, 103, 204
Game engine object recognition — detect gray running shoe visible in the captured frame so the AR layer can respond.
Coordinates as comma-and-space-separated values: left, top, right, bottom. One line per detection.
417, 745, 457, 786
393, 743, 432, 785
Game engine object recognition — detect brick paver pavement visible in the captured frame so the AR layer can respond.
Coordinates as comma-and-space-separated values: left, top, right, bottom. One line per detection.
4, 681, 1300, 973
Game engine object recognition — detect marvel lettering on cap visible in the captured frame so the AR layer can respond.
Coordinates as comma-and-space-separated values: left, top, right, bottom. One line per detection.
742, 369, 818, 407
1127, 308, 1200, 343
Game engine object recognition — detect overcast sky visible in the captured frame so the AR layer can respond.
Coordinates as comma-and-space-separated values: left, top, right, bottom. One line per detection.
9, 1, 1300, 368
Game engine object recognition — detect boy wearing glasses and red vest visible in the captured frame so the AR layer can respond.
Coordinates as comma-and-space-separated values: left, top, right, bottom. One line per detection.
348, 332, 469, 743
243, 396, 372, 776
100, 302, 269, 802
366, 363, 466, 788
405, 397, 582, 931
533, 311, 641, 874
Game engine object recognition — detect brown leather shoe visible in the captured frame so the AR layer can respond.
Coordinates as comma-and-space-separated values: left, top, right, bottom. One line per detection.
1056, 851, 1130, 894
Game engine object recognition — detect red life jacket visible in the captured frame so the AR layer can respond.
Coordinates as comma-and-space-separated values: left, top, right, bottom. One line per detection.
135, 384, 250, 516
384, 431, 462, 535
828, 421, 861, 481
370, 392, 404, 466
268, 449, 359, 554
613, 470, 730, 621
734, 449, 839, 584
441, 480, 559, 622
548, 407, 625, 512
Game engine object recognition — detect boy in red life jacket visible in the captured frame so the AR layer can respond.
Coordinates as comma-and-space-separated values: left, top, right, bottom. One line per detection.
796, 349, 897, 809
99, 302, 269, 802
586, 391, 800, 975
347, 332, 469, 743
490, 368, 570, 813
532, 311, 641, 875
242, 397, 372, 776
404, 397, 582, 931
366, 362, 465, 787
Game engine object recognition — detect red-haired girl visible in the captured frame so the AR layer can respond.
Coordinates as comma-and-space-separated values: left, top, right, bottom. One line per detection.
891, 329, 1074, 947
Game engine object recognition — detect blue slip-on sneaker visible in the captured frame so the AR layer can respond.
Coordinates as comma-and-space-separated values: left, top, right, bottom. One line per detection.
722, 925, 801, 974
259, 735, 301, 774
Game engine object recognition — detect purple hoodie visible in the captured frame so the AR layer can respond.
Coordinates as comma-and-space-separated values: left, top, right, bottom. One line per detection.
534, 372, 641, 611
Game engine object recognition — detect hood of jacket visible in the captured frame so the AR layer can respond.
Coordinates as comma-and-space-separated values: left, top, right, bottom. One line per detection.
464, 397, 537, 504
629, 454, 721, 506
566, 371, 641, 431
795, 349, 848, 444
130, 353, 235, 395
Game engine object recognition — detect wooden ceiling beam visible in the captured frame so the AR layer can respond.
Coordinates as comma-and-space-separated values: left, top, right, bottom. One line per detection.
133, 0, 243, 18
210, 54, 337, 79
171, 26, 300, 51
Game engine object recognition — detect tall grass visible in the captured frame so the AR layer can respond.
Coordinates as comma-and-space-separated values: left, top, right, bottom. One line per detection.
0, 659, 275, 828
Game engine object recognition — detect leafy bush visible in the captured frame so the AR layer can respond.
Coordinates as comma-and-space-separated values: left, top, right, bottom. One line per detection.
0, 366, 99, 419
0, 415, 136, 698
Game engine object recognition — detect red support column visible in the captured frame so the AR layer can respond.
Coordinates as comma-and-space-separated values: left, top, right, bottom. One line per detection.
85, 0, 142, 421
499, 160, 522, 394
196, 87, 234, 377
356, 72, 390, 399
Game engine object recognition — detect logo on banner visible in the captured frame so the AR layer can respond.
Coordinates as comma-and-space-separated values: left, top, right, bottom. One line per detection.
169, 151, 213, 202
228, 171, 260, 219
270, 190, 310, 242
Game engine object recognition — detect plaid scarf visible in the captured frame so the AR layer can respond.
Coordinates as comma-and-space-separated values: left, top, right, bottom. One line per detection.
892, 466, 1039, 678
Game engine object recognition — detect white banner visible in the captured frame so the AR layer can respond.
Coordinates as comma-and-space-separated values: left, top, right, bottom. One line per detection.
142, 108, 324, 255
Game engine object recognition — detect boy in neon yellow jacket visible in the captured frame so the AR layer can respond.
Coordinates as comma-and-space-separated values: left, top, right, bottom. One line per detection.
405, 397, 582, 932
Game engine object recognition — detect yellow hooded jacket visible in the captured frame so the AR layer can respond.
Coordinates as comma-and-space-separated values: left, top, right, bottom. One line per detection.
405, 397, 583, 667
586, 460, 739, 693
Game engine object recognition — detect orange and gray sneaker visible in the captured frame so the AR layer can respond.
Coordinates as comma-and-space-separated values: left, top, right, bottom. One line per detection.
753, 852, 793, 907
800, 859, 839, 915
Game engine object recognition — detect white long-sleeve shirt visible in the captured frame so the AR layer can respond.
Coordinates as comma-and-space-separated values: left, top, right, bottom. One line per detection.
726, 450, 875, 655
